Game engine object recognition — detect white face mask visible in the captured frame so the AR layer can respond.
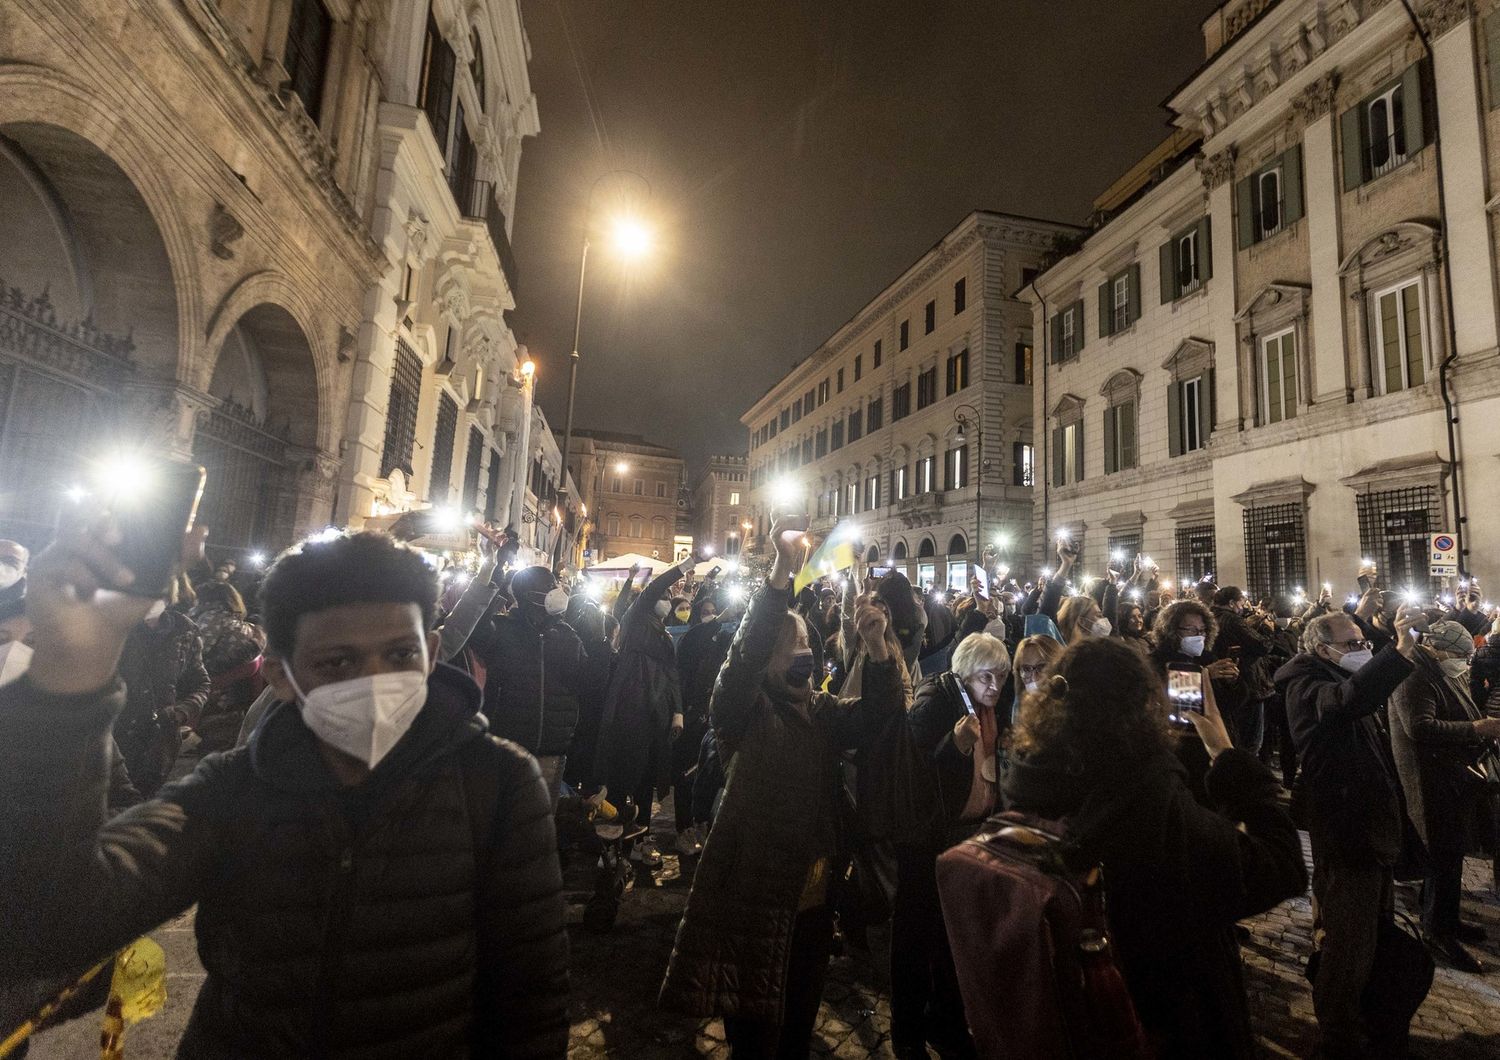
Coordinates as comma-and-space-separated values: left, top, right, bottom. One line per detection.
0, 641, 32, 687
1024, 679, 1040, 694
654, 600, 671, 620
0, 566, 21, 591
281, 662, 427, 769
1090, 618, 1112, 638
1334, 648, 1374, 674
1179, 635, 1206, 658
1439, 657, 1471, 679
543, 587, 568, 615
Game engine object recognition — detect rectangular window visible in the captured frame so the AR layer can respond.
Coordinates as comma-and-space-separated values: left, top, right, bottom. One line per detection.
801, 437, 813, 464
1243, 502, 1307, 599
837, 368, 845, 393
380, 339, 423, 477
818, 379, 829, 404
285, 0, 334, 122
867, 396, 883, 431
779, 408, 789, 430
1260, 329, 1298, 425
1183, 378, 1202, 453
848, 408, 864, 442
873, 340, 883, 368
461, 426, 484, 509
945, 349, 970, 394
892, 383, 911, 420
1104, 400, 1137, 474
1160, 218, 1213, 302
816, 429, 828, 457
1355, 486, 1440, 590
945, 445, 968, 490
854, 354, 863, 382
1237, 146, 1304, 247
1177, 232, 1197, 291
1344, 66, 1426, 189
1374, 279, 1426, 393
831, 420, 844, 450
418, 13, 456, 152
1051, 300, 1084, 361
917, 367, 937, 409
925, 300, 936, 334
1053, 421, 1082, 486
1258, 168, 1282, 237
1175, 525, 1217, 583
847, 481, 858, 514
900, 320, 910, 350
865, 474, 880, 510
657, 481, 667, 497
1015, 340, 1033, 384
1013, 442, 1034, 487
1099, 265, 1140, 336
428, 391, 459, 501
804, 388, 816, 413
633, 479, 644, 495
954, 277, 967, 314
792, 398, 802, 423
610, 476, 622, 493
730, 491, 740, 505
894, 465, 908, 500
917, 456, 935, 493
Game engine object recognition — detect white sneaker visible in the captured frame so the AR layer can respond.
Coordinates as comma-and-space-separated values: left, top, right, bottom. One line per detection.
673, 828, 701, 856
631, 839, 663, 868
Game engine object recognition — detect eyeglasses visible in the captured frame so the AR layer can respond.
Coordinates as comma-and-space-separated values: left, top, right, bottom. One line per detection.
1333, 638, 1372, 652
1018, 664, 1047, 678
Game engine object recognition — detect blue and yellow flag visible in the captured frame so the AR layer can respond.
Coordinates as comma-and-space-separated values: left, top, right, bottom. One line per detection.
794, 522, 858, 595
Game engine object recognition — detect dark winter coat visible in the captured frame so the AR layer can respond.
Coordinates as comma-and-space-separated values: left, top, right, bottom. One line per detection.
472, 611, 610, 757
1276, 646, 1413, 864
1001, 748, 1306, 1060
118, 610, 210, 731
1388, 650, 1498, 856
0, 664, 569, 1059
908, 672, 1000, 839
596, 566, 683, 795
659, 582, 907, 1022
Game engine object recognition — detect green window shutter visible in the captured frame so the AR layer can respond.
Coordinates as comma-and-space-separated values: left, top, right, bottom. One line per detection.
1340, 105, 1366, 190
1207, 366, 1217, 433
1120, 401, 1137, 469
1488, 16, 1500, 111
1198, 215, 1213, 281
1198, 371, 1214, 443
1167, 382, 1183, 457
1235, 176, 1255, 249
1104, 407, 1118, 475
1050, 313, 1062, 363
1160, 239, 1176, 304
1282, 144, 1304, 225
1052, 427, 1065, 486
1402, 61, 1427, 151
1127, 263, 1141, 323
1072, 300, 1086, 351
1073, 427, 1085, 483
1098, 281, 1112, 338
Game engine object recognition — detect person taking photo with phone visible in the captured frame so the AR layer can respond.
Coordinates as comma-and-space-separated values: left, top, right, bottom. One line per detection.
0, 524, 569, 1058
1275, 606, 1420, 1059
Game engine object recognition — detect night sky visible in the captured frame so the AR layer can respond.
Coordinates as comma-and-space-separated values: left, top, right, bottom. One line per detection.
509, 1, 1221, 472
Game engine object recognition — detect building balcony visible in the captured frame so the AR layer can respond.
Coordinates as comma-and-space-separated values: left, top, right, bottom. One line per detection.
450, 170, 519, 296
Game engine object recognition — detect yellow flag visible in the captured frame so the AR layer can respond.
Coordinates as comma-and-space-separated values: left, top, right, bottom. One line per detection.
111, 937, 167, 1024
794, 524, 857, 595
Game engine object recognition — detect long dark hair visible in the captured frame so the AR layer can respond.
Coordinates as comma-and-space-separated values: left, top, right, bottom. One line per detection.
1009, 637, 1170, 775
876, 571, 923, 655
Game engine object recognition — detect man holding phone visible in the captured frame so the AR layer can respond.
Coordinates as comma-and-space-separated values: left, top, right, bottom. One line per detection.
1275, 607, 1419, 1059
0, 522, 568, 1057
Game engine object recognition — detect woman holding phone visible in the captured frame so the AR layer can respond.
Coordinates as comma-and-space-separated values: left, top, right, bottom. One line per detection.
1000, 638, 1306, 1060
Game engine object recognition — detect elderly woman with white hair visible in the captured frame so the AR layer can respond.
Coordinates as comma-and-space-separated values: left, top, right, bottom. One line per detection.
888, 632, 1013, 1059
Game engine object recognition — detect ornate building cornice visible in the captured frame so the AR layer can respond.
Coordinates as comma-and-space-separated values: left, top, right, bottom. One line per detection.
1420, 0, 1472, 38
1289, 71, 1341, 125
1197, 149, 1236, 191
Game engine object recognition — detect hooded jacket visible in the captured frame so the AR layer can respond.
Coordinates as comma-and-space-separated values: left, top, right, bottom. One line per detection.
1274, 645, 1413, 863
596, 565, 684, 795
0, 664, 568, 1059
471, 610, 610, 757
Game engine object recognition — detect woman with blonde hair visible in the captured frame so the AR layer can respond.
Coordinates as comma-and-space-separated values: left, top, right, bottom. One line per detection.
1056, 593, 1109, 645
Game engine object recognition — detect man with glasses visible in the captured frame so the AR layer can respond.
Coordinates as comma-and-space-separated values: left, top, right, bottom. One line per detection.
1276, 608, 1419, 1060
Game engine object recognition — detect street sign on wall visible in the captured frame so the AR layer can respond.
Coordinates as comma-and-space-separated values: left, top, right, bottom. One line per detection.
1429, 533, 1458, 577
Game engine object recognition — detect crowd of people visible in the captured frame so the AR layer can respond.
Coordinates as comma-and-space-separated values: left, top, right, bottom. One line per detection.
0, 509, 1497, 1059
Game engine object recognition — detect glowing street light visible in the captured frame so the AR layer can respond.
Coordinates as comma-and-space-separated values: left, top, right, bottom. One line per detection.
610, 216, 653, 259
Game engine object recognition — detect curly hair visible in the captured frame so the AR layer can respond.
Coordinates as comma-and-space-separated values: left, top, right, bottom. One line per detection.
1008, 637, 1171, 772
1150, 599, 1218, 654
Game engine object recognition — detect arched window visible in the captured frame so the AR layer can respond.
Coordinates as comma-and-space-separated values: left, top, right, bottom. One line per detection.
607, 513, 620, 537
948, 533, 968, 556
893, 540, 908, 560
865, 544, 880, 563
918, 538, 936, 558
468, 29, 485, 109
629, 515, 643, 539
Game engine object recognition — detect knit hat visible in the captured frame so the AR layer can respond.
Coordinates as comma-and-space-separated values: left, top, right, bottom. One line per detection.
1423, 619, 1474, 656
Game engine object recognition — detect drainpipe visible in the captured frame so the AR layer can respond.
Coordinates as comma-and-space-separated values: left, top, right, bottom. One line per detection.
1397, 0, 1469, 577
1029, 280, 1049, 571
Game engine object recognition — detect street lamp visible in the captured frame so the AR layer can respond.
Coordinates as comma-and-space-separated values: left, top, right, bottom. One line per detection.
953, 403, 983, 571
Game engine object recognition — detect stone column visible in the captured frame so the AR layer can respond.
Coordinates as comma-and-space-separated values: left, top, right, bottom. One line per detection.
1432, 14, 1499, 356
1300, 92, 1348, 401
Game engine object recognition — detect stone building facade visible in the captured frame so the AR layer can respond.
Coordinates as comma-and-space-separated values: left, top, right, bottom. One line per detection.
566, 430, 687, 563
742, 211, 1080, 590
1028, 0, 1500, 595
0, 0, 538, 562
690, 454, 748, 558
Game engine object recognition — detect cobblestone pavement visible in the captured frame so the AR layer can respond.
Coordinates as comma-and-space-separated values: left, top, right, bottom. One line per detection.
27, 814, 1500, 1058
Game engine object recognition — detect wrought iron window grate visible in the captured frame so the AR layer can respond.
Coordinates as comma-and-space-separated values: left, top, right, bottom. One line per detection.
1242, 503, 1306, 599
1355, 486, 1441, 591
1174, 524, 1217, 584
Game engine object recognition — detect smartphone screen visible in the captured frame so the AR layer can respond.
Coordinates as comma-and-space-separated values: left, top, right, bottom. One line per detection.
103, 458, 206, 598
1167, 663, 1205, 717
870, 566, 894, 578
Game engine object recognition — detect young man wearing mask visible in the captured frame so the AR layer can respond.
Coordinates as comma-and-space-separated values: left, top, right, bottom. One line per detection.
470, 564, 611, 808
1387, 620, 1500, 972
0, 527, 568, 1057
1275, 608, 1419, 1060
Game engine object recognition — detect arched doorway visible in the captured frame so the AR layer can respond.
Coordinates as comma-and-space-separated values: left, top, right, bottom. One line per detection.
193, 304, 320, 556
917, 537, 937, 590
946, 533, 970, 593
0, 123, 179, 547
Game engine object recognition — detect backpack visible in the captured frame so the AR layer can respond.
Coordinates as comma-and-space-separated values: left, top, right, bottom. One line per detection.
935, 812, 1151, 1060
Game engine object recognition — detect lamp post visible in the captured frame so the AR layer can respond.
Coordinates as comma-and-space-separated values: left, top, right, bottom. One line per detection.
953, 403, 983, 583
556, 176, 654, 572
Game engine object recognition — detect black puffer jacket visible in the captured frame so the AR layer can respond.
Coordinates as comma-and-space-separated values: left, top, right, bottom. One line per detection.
472, 610, 610, 756
0, 664, 568, 1059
